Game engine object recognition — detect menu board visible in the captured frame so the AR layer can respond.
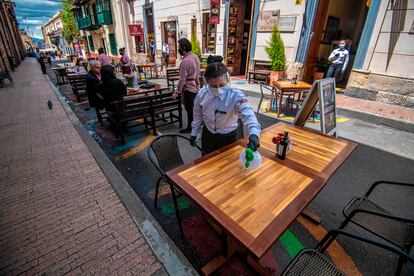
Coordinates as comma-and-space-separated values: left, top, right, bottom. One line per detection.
319, 78, 337, 135
293, 78, 337, 136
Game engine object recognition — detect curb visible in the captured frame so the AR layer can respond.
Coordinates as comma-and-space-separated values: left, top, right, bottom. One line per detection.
239, 87, 414, 133
45, 74, 198, 276
337, 107, 414, 133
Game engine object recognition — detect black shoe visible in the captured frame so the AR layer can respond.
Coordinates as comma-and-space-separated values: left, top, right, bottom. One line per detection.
179, 128, 191, 134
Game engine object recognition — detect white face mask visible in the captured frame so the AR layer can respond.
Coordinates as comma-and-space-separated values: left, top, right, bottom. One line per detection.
209, 85, 228, 96
339, 44, 345, 49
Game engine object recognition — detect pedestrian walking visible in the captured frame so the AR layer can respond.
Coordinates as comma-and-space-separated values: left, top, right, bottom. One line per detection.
190, 62, 261, 154
150, 40, 155, 62
162, 42, 170, 67
38, 53, 47, 74
172, 38, 200, 133
96, 47, 111, 66
326, 40, 349, 80
119, 48, 132, 75
47, 53, 52, 66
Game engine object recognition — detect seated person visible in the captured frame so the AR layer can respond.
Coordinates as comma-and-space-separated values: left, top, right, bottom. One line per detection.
75, 59, 86, 73
97, 65, 127, 112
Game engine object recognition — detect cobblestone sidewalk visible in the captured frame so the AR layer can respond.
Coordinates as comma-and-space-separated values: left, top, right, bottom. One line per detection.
0, 59, 163, 275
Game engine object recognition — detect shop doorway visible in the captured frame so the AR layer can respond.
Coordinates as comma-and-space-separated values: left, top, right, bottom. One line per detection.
303, 0, 369, 87
162, 21, 177, 66
144, 5, 155, 61
225, 0, 253, 76
202, 13, 217, 54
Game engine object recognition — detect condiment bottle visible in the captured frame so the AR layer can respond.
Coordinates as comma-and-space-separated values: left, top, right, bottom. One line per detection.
277, 131, 289, 160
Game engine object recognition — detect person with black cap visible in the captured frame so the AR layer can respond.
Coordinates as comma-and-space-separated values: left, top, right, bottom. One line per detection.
190, 62, 261, 154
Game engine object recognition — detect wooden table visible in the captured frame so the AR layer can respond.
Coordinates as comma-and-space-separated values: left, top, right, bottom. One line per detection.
126, 83, 168, 96
137, 63, 158, 79
272, 81, 312, 117
166, 122, 356, 274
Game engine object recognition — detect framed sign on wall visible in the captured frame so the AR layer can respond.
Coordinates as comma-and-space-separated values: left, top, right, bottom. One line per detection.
257, 10, 280, 32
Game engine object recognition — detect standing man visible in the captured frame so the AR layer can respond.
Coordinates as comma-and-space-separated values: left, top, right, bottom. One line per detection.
119, 47, 132, 75
162, 42, 170, 67
172, 38, 200, 133
96, 47, 111, 66
326, 40, 349, 80
190, 62, 261, 154
86, 60, 103, 112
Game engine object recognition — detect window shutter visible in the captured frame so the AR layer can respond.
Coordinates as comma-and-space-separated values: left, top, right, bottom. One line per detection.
88, 35, 94, 52
109, 33, 117, 55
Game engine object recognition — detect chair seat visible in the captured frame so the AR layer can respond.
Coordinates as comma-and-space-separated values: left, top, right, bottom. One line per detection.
282, 249, 345, 276
343, 197, 414, 248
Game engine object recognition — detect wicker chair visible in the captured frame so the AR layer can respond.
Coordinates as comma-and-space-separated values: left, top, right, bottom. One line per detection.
282, 230, 414, 276
147, 134, 204, 236
257, 81, 278, 114
323, 181, 414, 275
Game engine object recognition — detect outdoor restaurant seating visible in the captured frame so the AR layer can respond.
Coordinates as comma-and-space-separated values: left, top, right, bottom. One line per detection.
0, 71, 14, 88
147, 134, 204, 237
282, 229, 414, 276
109, 91, 182, 144
330, 180, 414, 275
248, 59, 271, 83
257, 81, 278, 114
166, 68, 179, 91
67, 73, 87, 102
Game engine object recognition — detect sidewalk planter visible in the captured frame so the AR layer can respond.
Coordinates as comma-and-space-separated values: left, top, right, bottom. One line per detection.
266, 27, 286, 84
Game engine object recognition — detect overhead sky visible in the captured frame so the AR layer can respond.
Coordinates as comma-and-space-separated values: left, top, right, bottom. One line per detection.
14, 0, 63, 39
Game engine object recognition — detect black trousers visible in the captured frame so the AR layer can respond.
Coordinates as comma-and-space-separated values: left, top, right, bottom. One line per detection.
183, 90, 197, 130
201, 125, 238, 154
326, 64, 343, 79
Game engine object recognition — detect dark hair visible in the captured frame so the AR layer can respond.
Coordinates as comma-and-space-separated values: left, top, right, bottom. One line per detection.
76, 59, 82, 66
98, 47, 104, 54
204, 62, 229, 81
207, 55, 224, 65
178, 38, 192, 53
101, 65, 115, 80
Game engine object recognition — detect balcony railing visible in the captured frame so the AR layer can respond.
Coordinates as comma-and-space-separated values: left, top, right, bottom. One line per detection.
97, 10, 112, 25
78, 16, 95, 30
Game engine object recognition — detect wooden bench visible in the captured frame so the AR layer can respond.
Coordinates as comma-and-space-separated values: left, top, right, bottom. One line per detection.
109, 91, 182, 144
67, 73, 87, 102
166, 68, 179, 91
248, 60, 271, 83
110, 96, 155, 144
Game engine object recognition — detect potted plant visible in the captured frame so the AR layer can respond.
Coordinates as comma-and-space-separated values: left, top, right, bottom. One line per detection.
265, 27, 286, 83
191, 36, 202, 59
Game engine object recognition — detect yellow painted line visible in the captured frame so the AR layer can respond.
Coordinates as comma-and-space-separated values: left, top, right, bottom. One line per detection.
337, 117, 349, 123
297, 216, 361, 276
116, 135, 155, 161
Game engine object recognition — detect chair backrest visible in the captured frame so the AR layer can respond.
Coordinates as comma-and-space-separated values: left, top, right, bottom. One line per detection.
112, 96, 152, 118
258, 81, 273, 96
150, 91, 180, 111
67, 74, 87, 90
254, 60, 271, 71
166, 68, 179, 79
149, 135, 185, 174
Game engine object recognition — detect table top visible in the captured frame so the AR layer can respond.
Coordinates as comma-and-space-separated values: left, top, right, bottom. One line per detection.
167, 122, 356, 258
272, 81, 312, 91
126, 83, 168, 95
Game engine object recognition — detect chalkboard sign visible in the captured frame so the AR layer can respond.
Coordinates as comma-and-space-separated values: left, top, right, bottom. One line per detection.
293, 78, 337, 136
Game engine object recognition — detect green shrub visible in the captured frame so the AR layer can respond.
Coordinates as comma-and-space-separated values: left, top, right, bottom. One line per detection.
191, 35, 202, 58
265, 27, 286, 71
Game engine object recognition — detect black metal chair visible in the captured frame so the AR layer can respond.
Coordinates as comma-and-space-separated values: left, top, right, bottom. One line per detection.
257, 81, 278, 114
147, 134, 204, 236
282, 229, 414, 276
322, 181, 414, 275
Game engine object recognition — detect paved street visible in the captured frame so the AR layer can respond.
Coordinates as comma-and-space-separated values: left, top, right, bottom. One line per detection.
0, 58, 413, 276
0, 59, 164, 275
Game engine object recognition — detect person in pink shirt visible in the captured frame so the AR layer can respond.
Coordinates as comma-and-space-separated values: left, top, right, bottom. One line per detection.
96, 48, 111, 67
119, 47, 132, 75
172, 38, 200, 133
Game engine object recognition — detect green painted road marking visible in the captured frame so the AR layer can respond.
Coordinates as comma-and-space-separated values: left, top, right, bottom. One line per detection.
280, 229, 304, 259
161, 198, 191, 215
